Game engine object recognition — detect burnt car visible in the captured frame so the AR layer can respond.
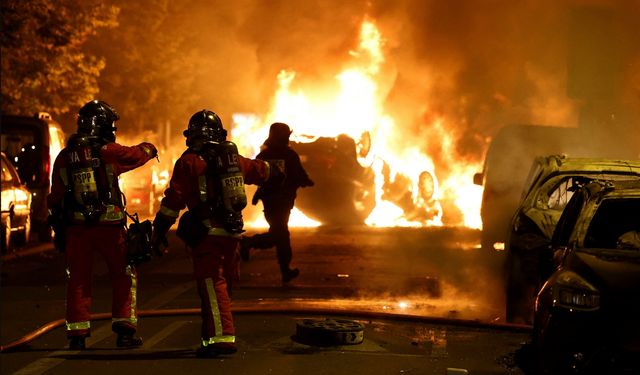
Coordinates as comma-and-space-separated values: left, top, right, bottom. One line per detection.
290, 134, 439, 225
533, 180, 640, 374
505, 155, 640, 324
290, 134, 376, 225
1, 152, 32, 253
1, 113, 66, 241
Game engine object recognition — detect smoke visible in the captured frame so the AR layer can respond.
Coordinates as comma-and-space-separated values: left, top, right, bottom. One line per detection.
188, 0, 639, 171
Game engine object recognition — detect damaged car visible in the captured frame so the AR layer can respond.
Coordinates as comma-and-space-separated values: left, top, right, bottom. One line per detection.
290, 133, 439, 225
534, 179, 640, 375
504, 155, 640, 324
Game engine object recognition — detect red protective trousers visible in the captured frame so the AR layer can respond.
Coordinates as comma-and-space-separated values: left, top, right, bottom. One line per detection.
191, 235, 239, 345
65, 225, 137, 338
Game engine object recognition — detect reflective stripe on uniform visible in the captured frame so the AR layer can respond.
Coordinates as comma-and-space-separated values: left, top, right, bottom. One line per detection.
112, 317, 138, 325
198, 175, 207, 202
142, 145, 154, 157
71, 205, 125, 222
202, 335, 236, 346
127, 265, 137, 324
66, 321, 90, 331
159, 205, 180, 218
204, 277, 224, 341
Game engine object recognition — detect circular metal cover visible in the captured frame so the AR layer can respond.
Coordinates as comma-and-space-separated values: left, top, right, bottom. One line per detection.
295, 318, 364, 346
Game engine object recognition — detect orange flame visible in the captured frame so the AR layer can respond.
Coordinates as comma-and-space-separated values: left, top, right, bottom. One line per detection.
233, 18, 483, 228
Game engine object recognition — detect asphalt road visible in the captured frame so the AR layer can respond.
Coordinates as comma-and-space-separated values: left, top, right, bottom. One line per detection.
1, 226, 534, 375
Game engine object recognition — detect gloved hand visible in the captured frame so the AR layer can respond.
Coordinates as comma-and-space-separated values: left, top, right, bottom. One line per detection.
151, 214, 173, 256
141, 142, 158, 159
251, 188, 264, 206
150, 230, 168, 257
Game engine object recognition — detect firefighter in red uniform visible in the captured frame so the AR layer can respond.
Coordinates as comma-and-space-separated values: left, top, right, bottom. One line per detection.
47, 100, 158, 350
151, 110, 275, 358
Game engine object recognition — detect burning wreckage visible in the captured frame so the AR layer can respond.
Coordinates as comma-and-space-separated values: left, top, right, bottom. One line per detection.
290, 133, 440, 226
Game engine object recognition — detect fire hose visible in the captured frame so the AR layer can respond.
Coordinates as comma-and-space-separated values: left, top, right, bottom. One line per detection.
0, 306, 531, 353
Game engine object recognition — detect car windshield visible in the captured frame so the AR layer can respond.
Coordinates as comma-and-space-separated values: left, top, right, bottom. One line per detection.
583, 197, 640, 250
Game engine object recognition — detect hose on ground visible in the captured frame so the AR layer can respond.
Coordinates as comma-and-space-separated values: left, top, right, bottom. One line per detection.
0, 306, 531, 353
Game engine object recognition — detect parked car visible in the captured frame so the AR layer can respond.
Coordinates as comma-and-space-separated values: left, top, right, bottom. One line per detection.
1, 112, 66, 242
1, 152, 32, 253
504, 155, 640, 324
533, 180, 640, 374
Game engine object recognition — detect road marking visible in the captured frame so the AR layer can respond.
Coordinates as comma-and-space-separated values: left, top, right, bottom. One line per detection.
12, 282, 194, 374
143, 320, 187, 348
13, 324, 113, 375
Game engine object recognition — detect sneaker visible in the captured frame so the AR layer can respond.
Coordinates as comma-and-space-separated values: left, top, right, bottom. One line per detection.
196, 343, 238, 358
68, 336, 86, 350
116, 334, 143, 348
239, 236, 252, 262
282, 268, 300, 284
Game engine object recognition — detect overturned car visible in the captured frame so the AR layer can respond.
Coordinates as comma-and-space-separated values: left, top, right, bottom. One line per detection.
290, 134, 439, 225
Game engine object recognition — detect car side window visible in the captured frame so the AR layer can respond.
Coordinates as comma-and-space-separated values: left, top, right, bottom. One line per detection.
585, 198, 640, 249
547, 177, 575, 210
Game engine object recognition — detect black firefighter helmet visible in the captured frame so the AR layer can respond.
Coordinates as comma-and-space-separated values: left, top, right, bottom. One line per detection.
184, 110, 227, 148
77, 100, 119, 143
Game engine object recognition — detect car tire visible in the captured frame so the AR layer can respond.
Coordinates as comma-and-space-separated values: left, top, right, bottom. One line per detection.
295, 318, 364, 346
14, 215, 31, 247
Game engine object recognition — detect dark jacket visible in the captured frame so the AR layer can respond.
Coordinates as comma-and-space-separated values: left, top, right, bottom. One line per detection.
255, 145, 312, 210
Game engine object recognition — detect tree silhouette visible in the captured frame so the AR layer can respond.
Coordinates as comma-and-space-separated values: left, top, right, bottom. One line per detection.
1, 0, 118, 116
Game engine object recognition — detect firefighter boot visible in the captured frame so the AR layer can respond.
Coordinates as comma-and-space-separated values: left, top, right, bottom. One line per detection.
196, 343, 238, 358
68, 336, 86, 350
116, 333, 143, 348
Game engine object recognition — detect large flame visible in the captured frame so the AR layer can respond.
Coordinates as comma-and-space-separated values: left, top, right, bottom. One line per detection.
234, 18, 482, 229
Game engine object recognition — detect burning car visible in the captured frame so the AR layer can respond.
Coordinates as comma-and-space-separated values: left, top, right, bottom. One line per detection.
290, 134, 439, 226
290, 134, 376, 225
504, 155, 640, 324
533, 180, 640, 374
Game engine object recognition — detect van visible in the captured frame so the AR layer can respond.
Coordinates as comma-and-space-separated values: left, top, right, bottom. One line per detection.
473, 124, 636, 252
1, 112, 66, 242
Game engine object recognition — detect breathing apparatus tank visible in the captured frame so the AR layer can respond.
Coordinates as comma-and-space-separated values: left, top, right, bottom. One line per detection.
201, 140, 247, 233
66, 134, 106, 222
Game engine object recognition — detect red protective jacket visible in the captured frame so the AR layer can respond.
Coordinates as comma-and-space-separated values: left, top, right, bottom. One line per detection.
48, 141, 157, 223
155, 149, 270, 231
46, 139, 156, 339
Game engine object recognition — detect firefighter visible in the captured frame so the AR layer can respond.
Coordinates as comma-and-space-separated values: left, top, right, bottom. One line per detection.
150, 110, 276, 358
47, 100, 158, 350
240, 122, 314, 284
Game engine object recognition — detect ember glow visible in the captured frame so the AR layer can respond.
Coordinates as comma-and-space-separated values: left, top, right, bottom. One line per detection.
233, 19, 483, 229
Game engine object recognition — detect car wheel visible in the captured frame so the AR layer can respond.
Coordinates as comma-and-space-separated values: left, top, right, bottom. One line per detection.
14, 215, 31, 247
295, 318, 364, 346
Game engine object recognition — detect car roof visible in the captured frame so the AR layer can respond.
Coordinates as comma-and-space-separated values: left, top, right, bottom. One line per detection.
535, 155, 640, 174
